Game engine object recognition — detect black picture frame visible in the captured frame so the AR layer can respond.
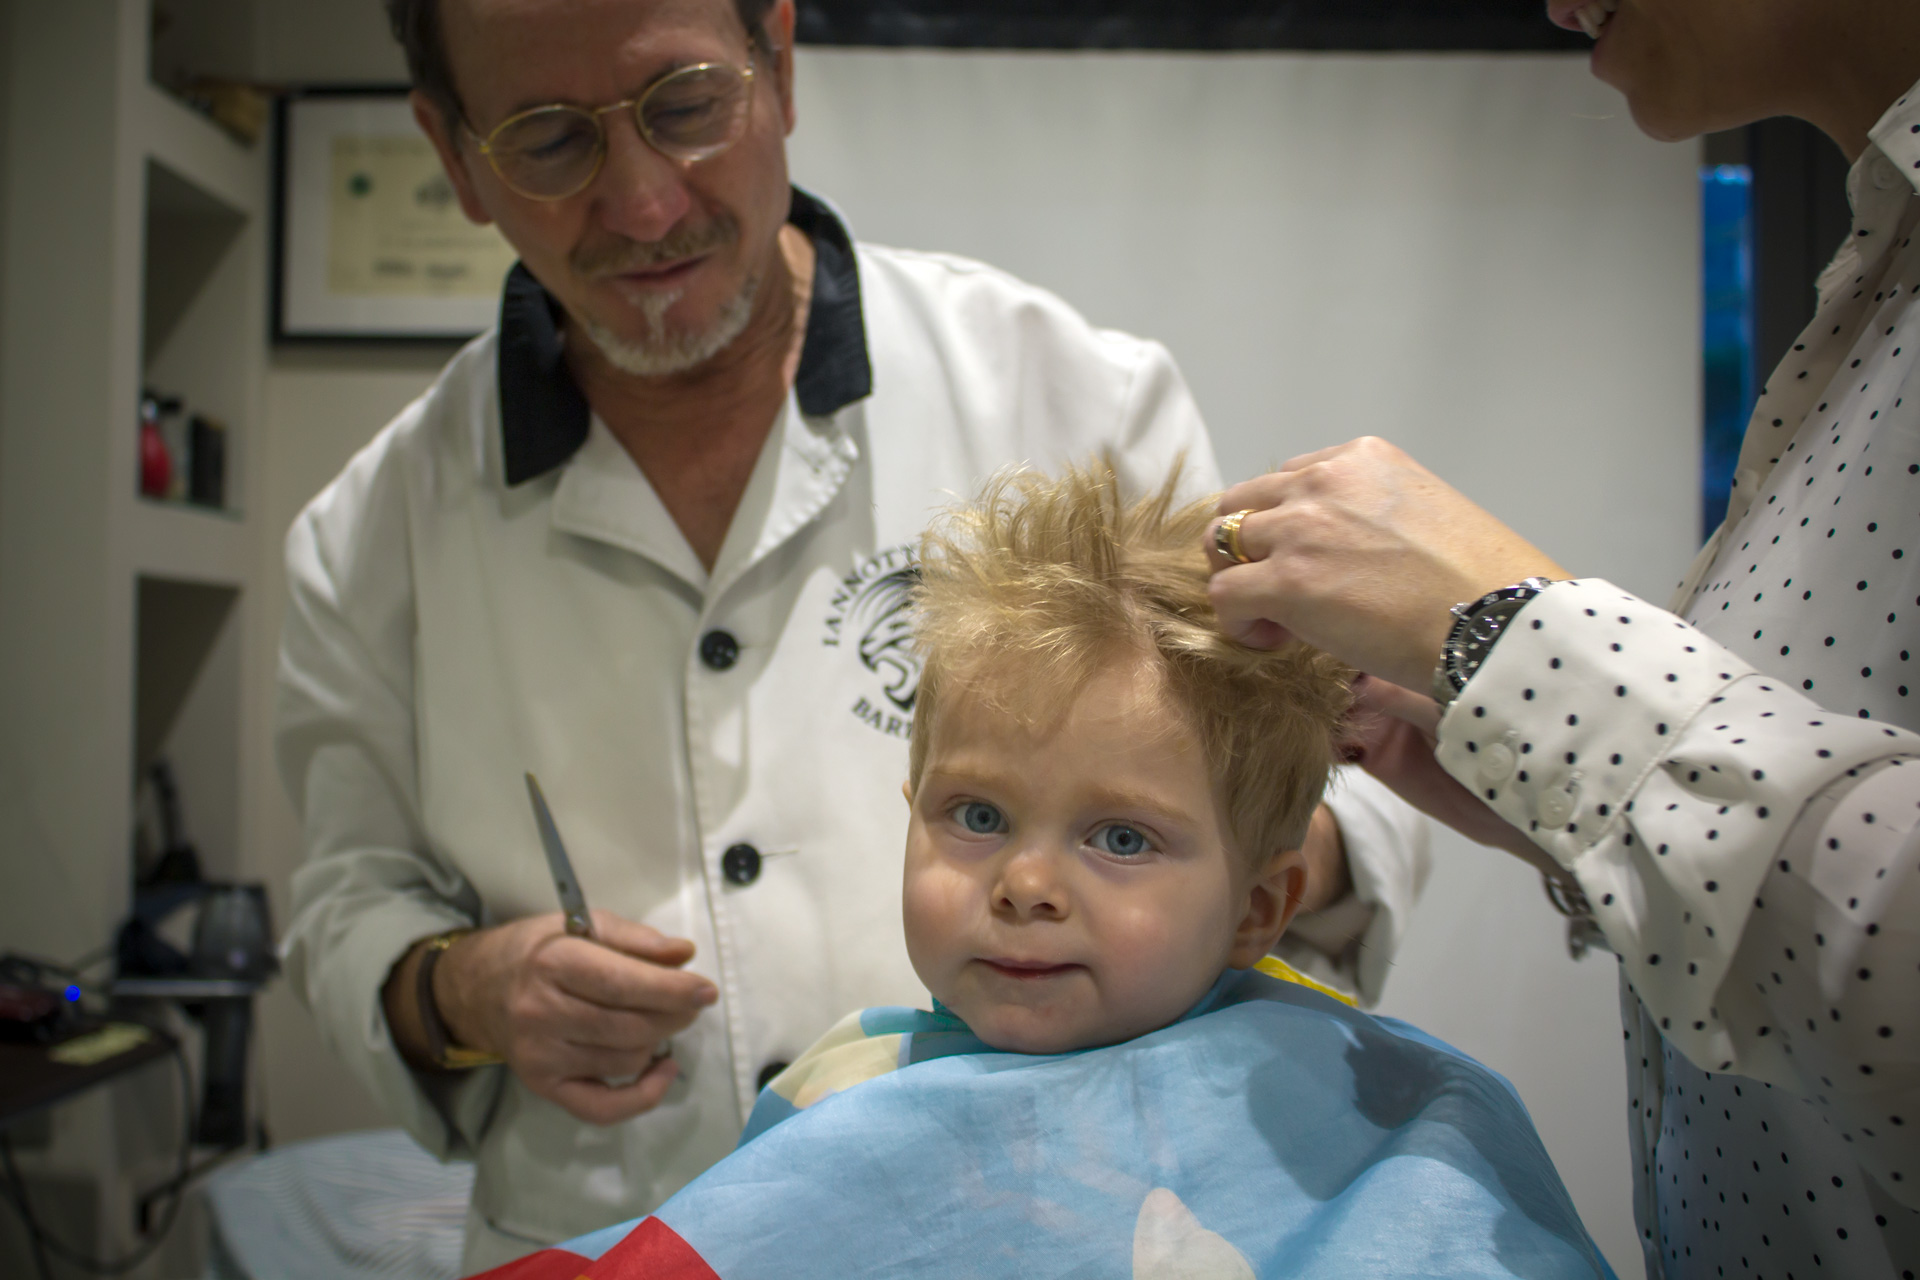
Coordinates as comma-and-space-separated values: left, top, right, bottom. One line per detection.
273, 86, 516, 343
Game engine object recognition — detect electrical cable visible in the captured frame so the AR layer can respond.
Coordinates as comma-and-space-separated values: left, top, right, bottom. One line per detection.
0, 1160, 56, 1280
0, 1030, 196, 1275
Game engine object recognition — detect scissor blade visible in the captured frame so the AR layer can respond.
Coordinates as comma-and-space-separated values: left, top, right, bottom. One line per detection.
525, 773, 594, 937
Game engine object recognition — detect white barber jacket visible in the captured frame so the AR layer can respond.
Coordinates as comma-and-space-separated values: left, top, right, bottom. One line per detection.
277, 191, 1427, 1268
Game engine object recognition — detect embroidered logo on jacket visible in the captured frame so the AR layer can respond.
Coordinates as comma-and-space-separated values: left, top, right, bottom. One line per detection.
823, 545, 920, 739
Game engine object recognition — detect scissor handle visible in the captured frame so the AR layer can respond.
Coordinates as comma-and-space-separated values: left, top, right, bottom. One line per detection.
563, 911, 595, 940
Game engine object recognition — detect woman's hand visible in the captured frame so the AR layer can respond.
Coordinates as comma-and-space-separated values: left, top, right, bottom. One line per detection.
1207, 437, 1567, 690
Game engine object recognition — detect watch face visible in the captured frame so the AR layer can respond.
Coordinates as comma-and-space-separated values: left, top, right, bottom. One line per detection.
1467, 613, 1507, 645
1440, 583, 1549, 701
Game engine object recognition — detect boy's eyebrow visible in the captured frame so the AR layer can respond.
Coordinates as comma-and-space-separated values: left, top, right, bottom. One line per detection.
922, 763, 1207, 828
1078, 784, 1208, 828
917, 761, 1014, 795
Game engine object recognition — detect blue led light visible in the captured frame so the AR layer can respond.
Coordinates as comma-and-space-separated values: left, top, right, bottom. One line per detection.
64, 984, 81, 1002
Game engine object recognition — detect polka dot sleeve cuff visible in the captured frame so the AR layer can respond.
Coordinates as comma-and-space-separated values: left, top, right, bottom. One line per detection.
1434, 578, 1920, 1074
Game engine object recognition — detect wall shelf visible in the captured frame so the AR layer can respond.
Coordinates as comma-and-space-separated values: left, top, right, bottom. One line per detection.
129, 497, 249, 586
136, 80, 257, 218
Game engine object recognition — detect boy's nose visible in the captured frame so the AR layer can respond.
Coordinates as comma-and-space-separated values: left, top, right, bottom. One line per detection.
992, 847, 1068, 920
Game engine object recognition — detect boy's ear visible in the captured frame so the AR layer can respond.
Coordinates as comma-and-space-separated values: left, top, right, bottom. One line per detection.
1227, 847, 1308, 970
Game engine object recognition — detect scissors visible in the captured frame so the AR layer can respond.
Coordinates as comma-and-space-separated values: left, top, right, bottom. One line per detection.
525, 773, 672, 1074
526, 773, 595, 939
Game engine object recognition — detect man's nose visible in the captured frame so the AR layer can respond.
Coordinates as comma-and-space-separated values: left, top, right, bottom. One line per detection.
992, 846, 1069, 920
589, 110, 693, 244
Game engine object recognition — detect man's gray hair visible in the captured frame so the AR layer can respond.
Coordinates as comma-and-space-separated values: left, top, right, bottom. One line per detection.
385, 0, 779, 126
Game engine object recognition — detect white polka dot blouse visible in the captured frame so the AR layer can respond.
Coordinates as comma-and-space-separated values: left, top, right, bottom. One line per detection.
1434, 86, 1920, 1277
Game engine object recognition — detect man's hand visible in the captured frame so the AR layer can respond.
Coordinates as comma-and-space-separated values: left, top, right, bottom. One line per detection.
1295, 803, 1352, 914
1206, 437, 1567, 690
384, 911, 718, 1126
1344, 675, 1564, 880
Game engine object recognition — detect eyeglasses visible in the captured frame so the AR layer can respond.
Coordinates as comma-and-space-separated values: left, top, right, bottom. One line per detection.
466, 60, 758, 201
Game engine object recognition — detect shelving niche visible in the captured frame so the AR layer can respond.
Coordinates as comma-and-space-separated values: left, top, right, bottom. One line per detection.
136, 152, 253, 578
135, 577, 242, 882
131, 18, 264, 903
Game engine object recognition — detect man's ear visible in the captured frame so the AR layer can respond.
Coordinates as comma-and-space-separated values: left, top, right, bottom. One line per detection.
411, 90, 495, 227
1226, 847, 1307, 970
766, 0, 799, 135
901, 779, 912, 804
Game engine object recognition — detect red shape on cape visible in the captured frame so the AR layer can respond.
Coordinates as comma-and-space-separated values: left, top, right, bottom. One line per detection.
467, 1247, 591, 1280
588, 1217, 721, 1280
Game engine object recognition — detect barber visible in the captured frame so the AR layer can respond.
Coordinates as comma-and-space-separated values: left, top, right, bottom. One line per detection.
277, 0, 1427, 1269
1207, 1, 1920, 1273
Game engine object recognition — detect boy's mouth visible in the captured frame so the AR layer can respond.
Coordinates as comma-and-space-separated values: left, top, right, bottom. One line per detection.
979, 958, 1083, 980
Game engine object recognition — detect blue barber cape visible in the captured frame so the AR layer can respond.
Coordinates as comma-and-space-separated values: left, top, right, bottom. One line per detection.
482, 962, 1615, 1280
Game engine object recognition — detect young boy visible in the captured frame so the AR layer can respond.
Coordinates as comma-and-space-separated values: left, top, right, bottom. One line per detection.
894, 462, 1348, 1057
476, 467, 1613, 1280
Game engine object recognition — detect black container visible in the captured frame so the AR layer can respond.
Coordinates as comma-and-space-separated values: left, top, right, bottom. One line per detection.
188, 414, 226, 509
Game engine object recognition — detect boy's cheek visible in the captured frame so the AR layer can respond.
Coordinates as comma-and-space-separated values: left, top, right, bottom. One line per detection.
901, 865, 972, 980
1092, 905, 1226, 1009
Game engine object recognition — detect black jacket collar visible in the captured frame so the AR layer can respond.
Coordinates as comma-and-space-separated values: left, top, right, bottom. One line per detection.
498, 186, 872, 487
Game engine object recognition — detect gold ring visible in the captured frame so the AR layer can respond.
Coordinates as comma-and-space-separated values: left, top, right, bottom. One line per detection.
1214, 509, 1256, 565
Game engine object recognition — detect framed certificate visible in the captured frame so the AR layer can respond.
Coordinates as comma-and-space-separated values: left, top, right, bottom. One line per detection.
274, 88, 519, 341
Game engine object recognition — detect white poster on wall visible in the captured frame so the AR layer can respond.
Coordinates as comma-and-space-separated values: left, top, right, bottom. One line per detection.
277, 92, 517, 340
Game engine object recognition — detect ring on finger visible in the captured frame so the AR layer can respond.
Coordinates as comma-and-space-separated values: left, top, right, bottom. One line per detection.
1215, 509, 1256, 565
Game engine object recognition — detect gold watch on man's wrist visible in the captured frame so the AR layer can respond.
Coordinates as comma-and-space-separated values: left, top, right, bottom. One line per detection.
416, 929, 504, 1070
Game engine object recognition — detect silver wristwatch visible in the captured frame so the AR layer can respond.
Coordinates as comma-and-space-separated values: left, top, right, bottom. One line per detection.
1429, 577, 1555, 707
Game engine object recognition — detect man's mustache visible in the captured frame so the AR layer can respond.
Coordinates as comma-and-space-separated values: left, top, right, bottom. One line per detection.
572, 216, 740, 280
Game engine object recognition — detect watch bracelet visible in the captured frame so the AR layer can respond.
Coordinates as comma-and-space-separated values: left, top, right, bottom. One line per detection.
417, 929, 504, 1070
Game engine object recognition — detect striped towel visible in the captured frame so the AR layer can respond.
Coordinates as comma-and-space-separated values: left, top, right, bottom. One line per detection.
203, 1129, 470, 1280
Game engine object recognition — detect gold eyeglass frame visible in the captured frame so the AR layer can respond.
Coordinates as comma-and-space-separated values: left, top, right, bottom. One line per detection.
465, 58, 759, 202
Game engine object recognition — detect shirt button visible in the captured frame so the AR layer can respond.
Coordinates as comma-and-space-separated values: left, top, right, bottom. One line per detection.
1873, 158, 1903, 191
756, 1060, 790, 1092
1538, 783, 1578, 830
721, 842, 762, 886
1480, 742, 1517, 783
700, 629, 740, 670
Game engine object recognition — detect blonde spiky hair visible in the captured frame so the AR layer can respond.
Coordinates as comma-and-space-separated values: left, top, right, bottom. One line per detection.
909, 461, 1352, 859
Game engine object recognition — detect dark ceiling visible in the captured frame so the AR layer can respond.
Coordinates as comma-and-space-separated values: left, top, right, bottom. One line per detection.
794, 1, 1588, 51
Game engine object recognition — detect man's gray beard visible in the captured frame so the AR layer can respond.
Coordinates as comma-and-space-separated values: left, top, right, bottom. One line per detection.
579, 274, 761, 378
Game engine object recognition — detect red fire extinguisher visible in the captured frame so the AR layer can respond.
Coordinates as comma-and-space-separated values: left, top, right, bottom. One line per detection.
139, 391, 178, 498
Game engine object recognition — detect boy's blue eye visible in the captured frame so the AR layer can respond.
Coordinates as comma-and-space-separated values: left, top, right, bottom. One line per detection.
958, 802, 1005, 834
1092, 824, 1152, 858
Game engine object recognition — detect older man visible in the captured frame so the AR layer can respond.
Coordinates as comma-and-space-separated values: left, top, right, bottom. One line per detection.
1207, 0, 1920, 1274
277, 0, 1426, 1267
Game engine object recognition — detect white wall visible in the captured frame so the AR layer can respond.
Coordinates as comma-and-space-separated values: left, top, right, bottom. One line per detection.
246, 346, 454, 1143
240, 0, 437, 1146
248, 40, 1698, 1276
